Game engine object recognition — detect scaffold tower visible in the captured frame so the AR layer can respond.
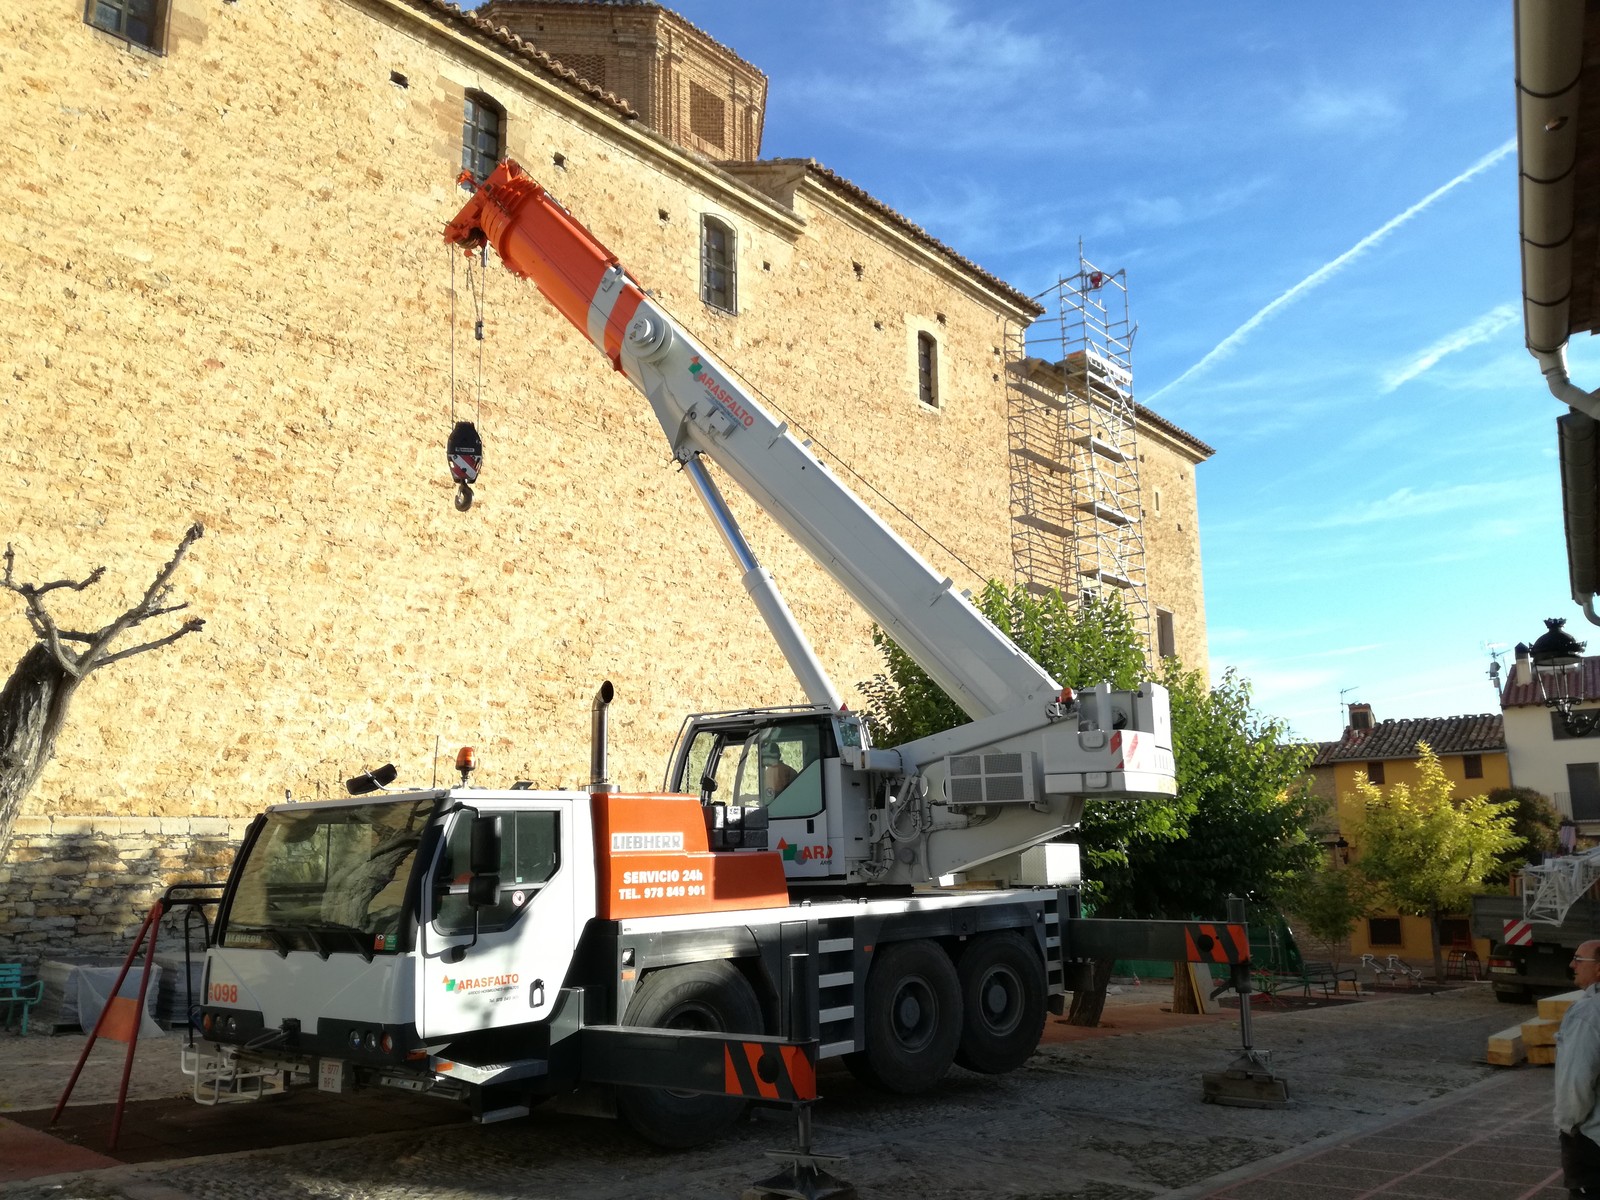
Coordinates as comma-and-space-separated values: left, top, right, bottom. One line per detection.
1004, 246, 1151, 640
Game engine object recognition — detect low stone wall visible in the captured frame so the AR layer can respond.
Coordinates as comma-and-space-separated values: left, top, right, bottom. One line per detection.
0, 816, 250, 970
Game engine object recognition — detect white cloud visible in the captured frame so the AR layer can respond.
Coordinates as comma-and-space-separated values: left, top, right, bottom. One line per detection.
1381, 304, 1520, 393
883, 0, 1048, 75
1311, 481, 1509, 529
1292, 83, 1400, 132
1147, 138, 1517, 404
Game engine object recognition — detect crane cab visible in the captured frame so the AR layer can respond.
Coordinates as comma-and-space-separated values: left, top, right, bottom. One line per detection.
666, 705, 874, 888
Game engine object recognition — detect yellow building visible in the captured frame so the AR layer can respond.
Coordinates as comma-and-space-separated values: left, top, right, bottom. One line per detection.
1308, 704, 1509, 968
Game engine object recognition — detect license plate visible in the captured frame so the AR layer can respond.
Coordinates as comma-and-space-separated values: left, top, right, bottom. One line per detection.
318, 1059, 345, 1093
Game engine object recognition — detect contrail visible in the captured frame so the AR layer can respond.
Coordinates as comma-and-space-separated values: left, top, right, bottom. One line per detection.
1147, 138, 1517, 404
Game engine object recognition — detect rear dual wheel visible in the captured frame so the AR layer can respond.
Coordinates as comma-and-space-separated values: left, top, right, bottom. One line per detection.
954, 932, 1047, 1074
846, 939, 962, 1093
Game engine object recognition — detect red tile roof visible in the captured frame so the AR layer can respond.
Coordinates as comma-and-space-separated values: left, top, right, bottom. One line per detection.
1309, 714, 1505, 765
411, 0, 639, 118
1500, 655, 1600, 708
725, 159, 1045, 319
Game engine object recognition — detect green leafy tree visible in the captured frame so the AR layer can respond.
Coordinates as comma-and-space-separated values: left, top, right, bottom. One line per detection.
1347, 745, 1522, 982
1101, 666, 1321, 919
1284, 865, 1365, 969
1482, 786, 1561, 885
859, 583, 1320, 1024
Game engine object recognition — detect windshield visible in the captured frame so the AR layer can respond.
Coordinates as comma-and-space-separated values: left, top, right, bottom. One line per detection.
220, 797, 438, 955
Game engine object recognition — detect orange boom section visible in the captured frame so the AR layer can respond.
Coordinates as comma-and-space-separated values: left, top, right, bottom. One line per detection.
443, 159, 646, 369
591, 794, 789, 920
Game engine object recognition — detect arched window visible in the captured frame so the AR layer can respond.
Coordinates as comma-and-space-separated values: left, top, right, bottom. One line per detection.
461, 92, 504, 188
917, 331, 939, 408
700, 215, 736, 313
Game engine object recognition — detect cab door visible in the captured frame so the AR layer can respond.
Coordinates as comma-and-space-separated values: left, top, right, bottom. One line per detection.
416, 802, 579, 1039
733, 721, 839, 881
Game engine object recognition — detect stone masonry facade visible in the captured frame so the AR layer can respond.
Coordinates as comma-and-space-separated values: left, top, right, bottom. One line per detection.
0, 0, 1211, 967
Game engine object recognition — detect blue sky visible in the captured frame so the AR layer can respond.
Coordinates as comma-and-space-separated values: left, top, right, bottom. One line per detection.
480, 2, 1584, 743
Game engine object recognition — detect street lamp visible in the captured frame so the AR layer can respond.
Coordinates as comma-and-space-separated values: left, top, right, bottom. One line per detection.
1530, 617, 1600, 736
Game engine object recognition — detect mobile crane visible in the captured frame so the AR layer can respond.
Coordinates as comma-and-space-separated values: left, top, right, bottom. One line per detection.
192, 161, 1247, 1148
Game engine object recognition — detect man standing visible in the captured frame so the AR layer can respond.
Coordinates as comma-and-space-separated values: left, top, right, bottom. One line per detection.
1557, 939, 1600, 1197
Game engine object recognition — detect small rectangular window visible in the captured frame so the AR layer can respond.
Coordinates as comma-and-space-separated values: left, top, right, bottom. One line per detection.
1366, 761, 1385, 786
461, 93, 504, 188
700, 216, 736, 313
917, 331, 939, 408
1463, 754, 1483, 780
1368, 917, 1403, 946
1570, 762, 1600, 822
1156, 609, 1176, 660
86, 0, 165, 51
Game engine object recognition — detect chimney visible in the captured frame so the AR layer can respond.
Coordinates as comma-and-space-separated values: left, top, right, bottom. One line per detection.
1348, 702, 1374, 731
1513, 642, 1532, 688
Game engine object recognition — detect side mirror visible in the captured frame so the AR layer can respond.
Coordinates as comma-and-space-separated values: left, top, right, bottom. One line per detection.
467, 874, 502, 908
700, 774, 718, 796
470, 815, 501, 875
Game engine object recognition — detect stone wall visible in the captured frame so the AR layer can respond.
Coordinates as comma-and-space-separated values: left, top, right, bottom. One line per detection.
0, 817, 250, 967
1137, 425, 1211, 677
0, 0, 1210, 964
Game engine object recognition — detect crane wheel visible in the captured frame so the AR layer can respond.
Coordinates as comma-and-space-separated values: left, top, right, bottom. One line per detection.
615, 960, 763, 1149
952, 932, 1046, 1074
844, 938, 961, 1094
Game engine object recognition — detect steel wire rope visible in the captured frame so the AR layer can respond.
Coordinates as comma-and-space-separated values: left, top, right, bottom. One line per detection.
453, 180, 990, 583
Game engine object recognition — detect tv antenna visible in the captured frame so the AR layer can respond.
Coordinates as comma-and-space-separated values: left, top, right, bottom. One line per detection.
1339, 686, 1359, 727
1484, 641, 1510, 693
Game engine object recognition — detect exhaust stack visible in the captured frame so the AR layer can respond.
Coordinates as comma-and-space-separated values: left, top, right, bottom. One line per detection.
590, 680, 617, 794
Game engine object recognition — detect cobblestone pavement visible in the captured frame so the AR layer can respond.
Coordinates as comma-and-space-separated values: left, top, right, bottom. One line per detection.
0, 984, 1556, 1200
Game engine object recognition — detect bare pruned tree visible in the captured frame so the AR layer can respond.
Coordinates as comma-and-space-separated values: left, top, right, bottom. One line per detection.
0, 523, 206, 854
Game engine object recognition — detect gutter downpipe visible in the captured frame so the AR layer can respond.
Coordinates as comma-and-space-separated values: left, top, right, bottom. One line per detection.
1518, 0, 1600, 623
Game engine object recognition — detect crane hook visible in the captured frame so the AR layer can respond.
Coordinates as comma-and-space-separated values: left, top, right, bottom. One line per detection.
447, 420, 483, 513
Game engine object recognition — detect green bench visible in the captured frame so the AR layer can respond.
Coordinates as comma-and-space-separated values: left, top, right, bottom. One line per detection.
0, 963, 43, 1034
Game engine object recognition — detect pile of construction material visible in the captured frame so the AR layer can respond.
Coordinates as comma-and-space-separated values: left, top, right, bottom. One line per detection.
1487, 991, 1580, 1066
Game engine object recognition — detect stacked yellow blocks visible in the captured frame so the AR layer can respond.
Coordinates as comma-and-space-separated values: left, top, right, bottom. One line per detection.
1487, 991, 1581, 1066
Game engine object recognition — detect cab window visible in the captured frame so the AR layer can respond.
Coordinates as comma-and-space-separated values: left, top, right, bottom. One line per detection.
739, 723, 826, 819
434, 810, 559, 934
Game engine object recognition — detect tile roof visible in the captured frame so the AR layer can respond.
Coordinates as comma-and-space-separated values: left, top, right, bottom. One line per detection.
412, 0, 639, 119
1309, 714, 1505, 765
1500, 655, 1600, 708
725, 159, 1045, 319
1133, 403, 1214, 459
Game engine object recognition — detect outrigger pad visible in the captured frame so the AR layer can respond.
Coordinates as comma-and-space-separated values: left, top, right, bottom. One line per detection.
743, 1150, 857, 1200
1202, 1056, 1291, 1109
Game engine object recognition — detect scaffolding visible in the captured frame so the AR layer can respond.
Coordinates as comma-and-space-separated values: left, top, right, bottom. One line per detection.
1005, 247, 1150, 641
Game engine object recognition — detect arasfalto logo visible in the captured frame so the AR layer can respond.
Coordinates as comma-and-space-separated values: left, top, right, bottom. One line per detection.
774, 838, 832, 863
443, 973, 519, 993
688, 355, 756, 428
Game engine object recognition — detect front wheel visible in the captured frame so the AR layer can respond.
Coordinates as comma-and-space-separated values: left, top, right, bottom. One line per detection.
954, 932, 1046, 1074
845, 939, 961, 1094
616, 960, 763, 1149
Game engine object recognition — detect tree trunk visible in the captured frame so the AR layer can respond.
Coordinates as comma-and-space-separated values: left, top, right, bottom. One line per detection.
0, 643, 78, 856
1429, 907, 1445, 984
1066, 956, 1118, 1027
